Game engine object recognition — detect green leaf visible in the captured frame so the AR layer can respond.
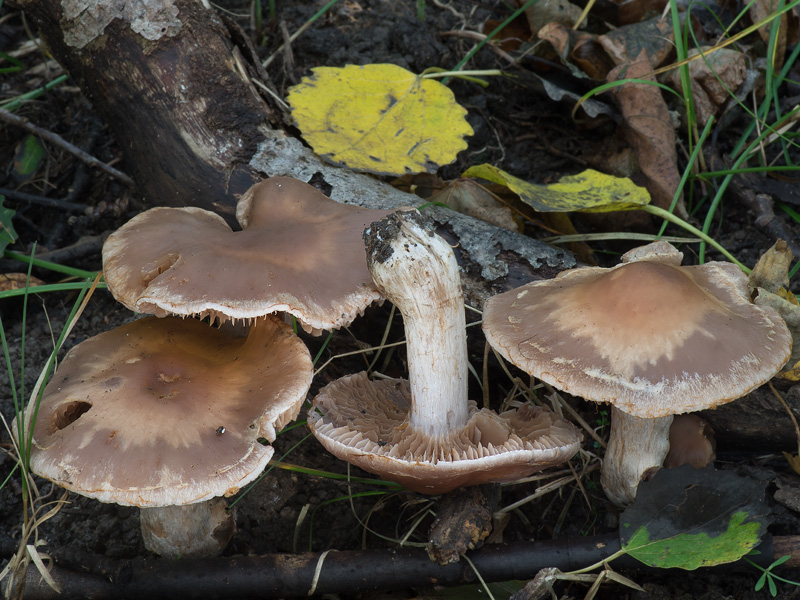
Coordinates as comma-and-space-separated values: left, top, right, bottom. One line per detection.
0, 197, 17, 253
620, 465, 769, 570
287, 64, 473, 176
13, 135, 45, 181
462, 164, 651, 212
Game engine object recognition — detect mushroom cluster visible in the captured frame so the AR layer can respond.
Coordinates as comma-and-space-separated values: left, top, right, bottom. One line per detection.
25, 177, 393, 558
482, 241, 792, 505
34, 170, 783, 565
308, 211, 583, 494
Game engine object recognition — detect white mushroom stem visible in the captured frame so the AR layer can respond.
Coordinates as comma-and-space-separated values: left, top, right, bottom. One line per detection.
365, 211, 469, 438
140, 498, 236, 559
600, 407, 673, 506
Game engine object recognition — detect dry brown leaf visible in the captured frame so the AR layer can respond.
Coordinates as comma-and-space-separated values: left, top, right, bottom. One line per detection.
430, 179, 521, 232
783, 452, 800, 476
538, 17, 674, 81
749, 239, 793, 294
523, 0, 583, 36
537, 22, 605, 79
608, 50, 685, 215
572, 36, 617, 80
604, 0, 670, 26
597, 17, 674, 67
0, 273, 45, 292
668, 47, 747, 126
749, 0, 800, 71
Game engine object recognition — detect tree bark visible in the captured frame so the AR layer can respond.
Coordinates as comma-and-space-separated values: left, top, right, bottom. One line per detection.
17, 0, 277, 220
15, 0, 575, 305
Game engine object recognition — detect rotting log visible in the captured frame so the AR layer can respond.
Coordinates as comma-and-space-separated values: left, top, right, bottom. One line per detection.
13, 0, 575, 306
700, 382, 800, 451
13, 534, 797, 599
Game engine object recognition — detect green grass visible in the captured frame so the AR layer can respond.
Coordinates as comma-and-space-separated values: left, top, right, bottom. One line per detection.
567, 0, 800, 281
0, 247, 101, 597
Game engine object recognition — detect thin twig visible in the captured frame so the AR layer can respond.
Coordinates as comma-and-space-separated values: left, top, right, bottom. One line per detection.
439, 30, 518, 66
0, 107, 134, 186
0, 188, 86, 213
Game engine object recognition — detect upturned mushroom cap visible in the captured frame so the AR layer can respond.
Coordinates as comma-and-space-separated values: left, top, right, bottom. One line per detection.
308, 211, 582, 495
482, 242, 792, 418
102, 177, 392, 331
28, 315, 313, 507
308, 372, 582, 494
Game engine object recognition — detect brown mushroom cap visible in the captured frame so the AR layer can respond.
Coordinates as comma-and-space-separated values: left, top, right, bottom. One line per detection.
102, 177, 392, 330
482, 243, 792, 418
28, 315, 313, 507
308, 372, 582, 494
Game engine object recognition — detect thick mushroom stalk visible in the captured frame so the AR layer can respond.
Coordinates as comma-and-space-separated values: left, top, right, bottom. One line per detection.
366, 211, 469, 437
600, 409, 673, 506
308, 212, 582, 494
140, 499, 235, 559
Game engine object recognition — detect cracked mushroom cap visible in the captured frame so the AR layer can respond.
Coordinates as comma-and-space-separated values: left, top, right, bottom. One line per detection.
27, 315, 312, 507
102, 177, 392, 331
308, 372, 582, 494
482, 241, 793, 418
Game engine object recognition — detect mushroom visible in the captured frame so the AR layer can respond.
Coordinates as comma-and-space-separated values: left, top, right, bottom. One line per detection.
663, 414, 716, 469
307, 211, 582, 494
482, 241, 792, 505
102, 177, 393, 332
24, 314, 312, 558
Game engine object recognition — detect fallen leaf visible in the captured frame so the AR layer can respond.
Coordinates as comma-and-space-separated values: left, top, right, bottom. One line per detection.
13, 134, 45, 183
597, 17, 674, 67
608, 50, 685, 215
287, 64, 473, 176
0, 273, 46, 292
620, 465, 769, 570
604, 0, 670, 26
537, 22, 611, 80
749, 239, 793, 294
462, 164, 650, 212
782, 452, 800, 476
749, 0, 800, 71
524, 0, 583, 36
429, 179, 520, 231
668, 47, 747, 126
1, 196, 18, 253
482, 15, 532, 51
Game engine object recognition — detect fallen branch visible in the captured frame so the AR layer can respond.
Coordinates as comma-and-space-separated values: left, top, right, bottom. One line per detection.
0, 107, 134, 186
13, 533, 798, 599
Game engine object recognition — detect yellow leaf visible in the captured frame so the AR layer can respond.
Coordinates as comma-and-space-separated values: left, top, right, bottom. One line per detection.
462, 164, 650, 212
783, 452, 800, 476
287, 64, 473, 176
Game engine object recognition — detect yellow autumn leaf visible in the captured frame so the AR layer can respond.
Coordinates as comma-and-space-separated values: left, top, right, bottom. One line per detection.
462, 164, 650, 212
287, 64, 473, 176
783, 452, 800, 476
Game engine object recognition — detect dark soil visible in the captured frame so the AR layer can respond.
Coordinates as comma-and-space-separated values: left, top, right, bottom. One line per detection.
1, 1, 800, 598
